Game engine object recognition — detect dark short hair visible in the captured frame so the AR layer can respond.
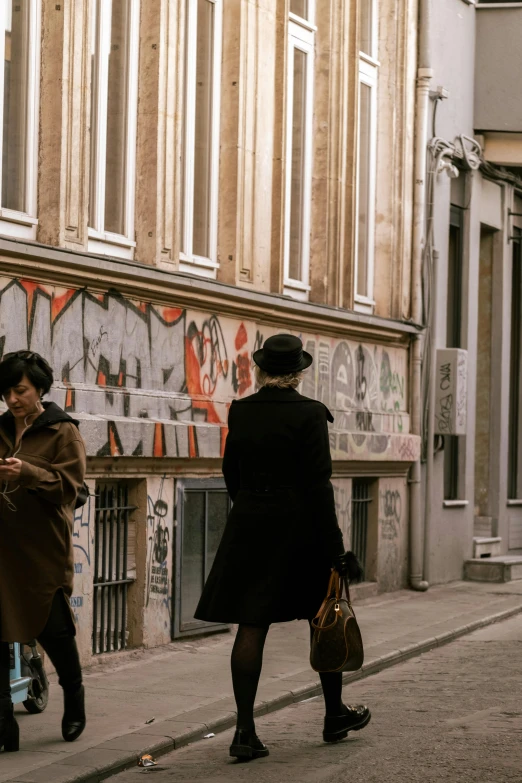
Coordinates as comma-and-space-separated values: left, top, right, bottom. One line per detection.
0, 351, 54, 398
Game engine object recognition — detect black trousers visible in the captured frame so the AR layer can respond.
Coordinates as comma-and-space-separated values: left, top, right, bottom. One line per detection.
0, 591, 82, 701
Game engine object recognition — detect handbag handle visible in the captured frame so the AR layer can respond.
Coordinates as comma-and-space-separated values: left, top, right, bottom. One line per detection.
338, 572, 352, 606
311, 569, 353, 632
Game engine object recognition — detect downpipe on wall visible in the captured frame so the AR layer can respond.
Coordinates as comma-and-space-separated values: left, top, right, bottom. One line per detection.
423, 249, 439, 586
409, 0, 432, 591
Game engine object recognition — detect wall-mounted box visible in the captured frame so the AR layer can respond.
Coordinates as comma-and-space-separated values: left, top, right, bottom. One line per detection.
434, 349, 468, 436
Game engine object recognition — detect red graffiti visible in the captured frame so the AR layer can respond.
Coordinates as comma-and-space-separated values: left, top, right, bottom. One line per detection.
161, 307, 184, 324
153, 423, 165, 458
52, 289, 76, 322
235, 322, 248, 351
20, 281, 50, 325
185, 336, 222, 426
234, 352, 252, 395
109, 424, 121, 457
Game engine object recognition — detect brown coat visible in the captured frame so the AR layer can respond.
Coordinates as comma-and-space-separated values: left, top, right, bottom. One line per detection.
0, 402, 86, 642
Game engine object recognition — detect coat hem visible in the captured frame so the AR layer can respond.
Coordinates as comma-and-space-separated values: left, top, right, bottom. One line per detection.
193, 613, 315, 625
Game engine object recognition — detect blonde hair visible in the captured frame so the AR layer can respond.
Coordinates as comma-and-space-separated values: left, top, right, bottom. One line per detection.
255, 365, 303, 390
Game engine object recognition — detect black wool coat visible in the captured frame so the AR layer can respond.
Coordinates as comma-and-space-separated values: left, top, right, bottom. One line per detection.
194, 386, 345, 625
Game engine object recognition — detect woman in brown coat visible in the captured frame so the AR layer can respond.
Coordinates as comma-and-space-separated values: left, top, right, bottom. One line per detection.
195, 335, 371, 760
0, 351, 87, 752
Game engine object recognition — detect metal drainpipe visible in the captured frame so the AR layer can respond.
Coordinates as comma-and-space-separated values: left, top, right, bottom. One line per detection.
423, 249, 440, 586
409, 0, 432, 591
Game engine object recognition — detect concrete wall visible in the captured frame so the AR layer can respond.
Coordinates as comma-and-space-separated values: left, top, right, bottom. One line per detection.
425, 0, 478, 583
71, 471, 410, 666
475, 7, 522, 133
376, 476, 409, 593
0, 274, 419, 465
430, 0, 476, 142
72, 476, 176, 665
70, 479, 96, 664
427, 0, 522, 579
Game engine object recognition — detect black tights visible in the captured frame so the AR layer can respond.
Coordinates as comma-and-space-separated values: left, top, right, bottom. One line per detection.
230, 622, 344, 731
0, 591, 82, 701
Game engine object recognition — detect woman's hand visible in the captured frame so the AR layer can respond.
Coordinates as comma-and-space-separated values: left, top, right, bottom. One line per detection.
333, 551, 364, 583
0, 458, 22, 482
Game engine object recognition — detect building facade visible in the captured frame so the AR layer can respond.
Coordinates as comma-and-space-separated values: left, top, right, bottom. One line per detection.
418, 0, 522, 585
0, 0, 419, 665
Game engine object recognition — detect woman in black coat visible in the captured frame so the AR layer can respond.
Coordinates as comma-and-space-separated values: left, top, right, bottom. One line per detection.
195, 335, 371, 760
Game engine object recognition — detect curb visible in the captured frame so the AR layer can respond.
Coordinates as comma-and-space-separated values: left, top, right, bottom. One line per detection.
9, 602, 522, 783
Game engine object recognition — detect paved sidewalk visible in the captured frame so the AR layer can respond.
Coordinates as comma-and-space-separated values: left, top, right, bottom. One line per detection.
2, 580, 522, 783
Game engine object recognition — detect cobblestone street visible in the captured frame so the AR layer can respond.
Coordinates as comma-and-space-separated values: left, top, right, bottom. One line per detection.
113, 614, 522, 783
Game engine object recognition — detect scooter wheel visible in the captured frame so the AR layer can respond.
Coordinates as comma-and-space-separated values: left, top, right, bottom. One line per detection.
23, 679, 49, 714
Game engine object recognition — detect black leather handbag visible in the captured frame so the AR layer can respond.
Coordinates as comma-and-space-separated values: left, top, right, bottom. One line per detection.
310, 569, 364, 673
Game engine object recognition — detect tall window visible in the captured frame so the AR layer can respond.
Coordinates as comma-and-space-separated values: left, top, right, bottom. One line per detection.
444, 205, 464, 501
0, 1, 40, 238
89, 0, 139, 258
180, 0, 222, 278
283, 1, 315, 300
355, 0, 378, 310
508, 228, 522, 499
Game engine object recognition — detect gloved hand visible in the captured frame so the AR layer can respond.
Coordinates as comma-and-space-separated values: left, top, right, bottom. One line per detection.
333, 551, 364, 583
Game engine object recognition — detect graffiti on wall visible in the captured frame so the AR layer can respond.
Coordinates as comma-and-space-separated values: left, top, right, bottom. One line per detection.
377, 479, 407, 592
301, 335, 409, 459
70, 491, 93, 629
379, 487, 402, 540
332, 479, 352, 545
72, 495, 92, 571
0, 277, 415, 461
146, 476, 172, 620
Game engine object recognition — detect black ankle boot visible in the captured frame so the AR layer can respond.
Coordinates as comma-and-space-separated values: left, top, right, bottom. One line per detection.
0, 697, 20, 752
229, 728, 269, 760
323, 704, 371, 743
62, 685, 86, 742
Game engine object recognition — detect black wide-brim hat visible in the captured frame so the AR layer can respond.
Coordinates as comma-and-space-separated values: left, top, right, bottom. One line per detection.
253, 334, 313, 375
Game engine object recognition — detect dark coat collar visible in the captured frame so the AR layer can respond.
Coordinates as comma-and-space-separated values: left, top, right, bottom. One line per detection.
0, 401, 78, 441
239, 387, 303, 403
235, 387, 334, 421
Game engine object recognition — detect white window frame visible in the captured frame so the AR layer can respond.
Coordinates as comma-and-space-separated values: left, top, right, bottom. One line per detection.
354, 0, 379, 313
88, 0, 140, 260
180, 0, 223, 279
283, 8, 316, 302
0, 0, 40, 240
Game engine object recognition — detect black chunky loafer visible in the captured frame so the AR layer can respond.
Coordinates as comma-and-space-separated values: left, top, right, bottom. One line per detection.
229, 728, 270, 760
323, 704, 371, 743
62, 685, 86, 742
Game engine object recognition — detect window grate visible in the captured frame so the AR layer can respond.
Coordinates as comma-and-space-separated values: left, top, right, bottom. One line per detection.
93, 483, 136, 654
351, 479, 371, 571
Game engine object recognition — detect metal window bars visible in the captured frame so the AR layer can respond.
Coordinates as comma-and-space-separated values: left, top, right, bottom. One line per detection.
93, 483, 136, 654
351, 478, 371, 571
